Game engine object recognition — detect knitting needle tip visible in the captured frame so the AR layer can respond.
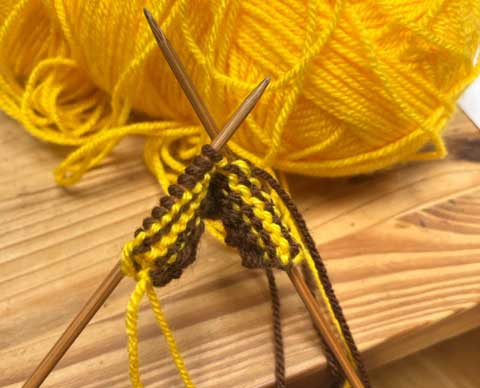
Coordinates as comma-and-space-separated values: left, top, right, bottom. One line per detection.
144, 7, 222, 141
255, 76, 271, 96
261, 76, 271, 88
144, 7, 270, 152
144, 8, 167, 44
210, 77, 270, 150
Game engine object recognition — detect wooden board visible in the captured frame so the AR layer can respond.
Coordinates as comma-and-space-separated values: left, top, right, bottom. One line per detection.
369, 327, 480, 388
291, 326, 480, 388
0, 111, 479, 388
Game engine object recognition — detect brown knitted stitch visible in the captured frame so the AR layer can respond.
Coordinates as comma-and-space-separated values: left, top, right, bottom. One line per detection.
160, 195, 175, 210
223, 163, 301, 261
209, 177, 279, 268
128, 146, 222, 287
150, 219, 205, 287
132, 146, 220, 251
201, 144, 223, 163
152, 206, 167, 219
204, 166, 299, 271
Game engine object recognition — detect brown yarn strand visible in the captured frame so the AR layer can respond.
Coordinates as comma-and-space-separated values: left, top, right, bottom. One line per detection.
265, 269, 286, 388
22, 66, 269, 388
250, 166, 371, 388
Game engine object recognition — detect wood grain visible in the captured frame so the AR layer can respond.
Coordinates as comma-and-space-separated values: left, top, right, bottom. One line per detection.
0, 111, 479, 388
369, 327, 480, 388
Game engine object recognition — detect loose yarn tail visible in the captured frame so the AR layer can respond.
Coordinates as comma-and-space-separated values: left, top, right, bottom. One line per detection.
126, 272, 148, 388
146, 283, 195, 388
126, 271, 194, 388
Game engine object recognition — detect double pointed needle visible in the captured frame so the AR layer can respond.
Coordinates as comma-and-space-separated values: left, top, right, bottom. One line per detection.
23, 51, 269, 388
144, 9, 365, 388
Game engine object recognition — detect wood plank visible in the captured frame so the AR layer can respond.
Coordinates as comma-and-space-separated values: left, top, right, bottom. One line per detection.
369, 327, 480, 388
0, 110, 479, 387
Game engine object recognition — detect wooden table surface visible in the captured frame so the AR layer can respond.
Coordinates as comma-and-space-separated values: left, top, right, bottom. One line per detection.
1, 111, 479, 388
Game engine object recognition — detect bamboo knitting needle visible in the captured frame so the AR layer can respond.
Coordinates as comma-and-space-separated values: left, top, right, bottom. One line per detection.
288, 267, 366, 388
144, 9, 365, 388
23, 80, 270, 388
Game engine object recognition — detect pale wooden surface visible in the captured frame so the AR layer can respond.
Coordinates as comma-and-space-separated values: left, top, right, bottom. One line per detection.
0, 110, 479, 388
370, 327, 480, 388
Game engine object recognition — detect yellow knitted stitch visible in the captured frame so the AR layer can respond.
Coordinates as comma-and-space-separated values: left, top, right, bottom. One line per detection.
229, 200, 270, 262
227, 172, 292, 266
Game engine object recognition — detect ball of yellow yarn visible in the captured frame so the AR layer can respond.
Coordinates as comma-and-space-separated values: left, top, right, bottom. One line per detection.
0, 0, 479, 189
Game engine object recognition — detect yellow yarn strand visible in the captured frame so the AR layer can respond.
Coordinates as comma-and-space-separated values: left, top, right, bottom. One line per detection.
126, 273, 148, 387
125, 271, 194, 388
146, 283, 195, 388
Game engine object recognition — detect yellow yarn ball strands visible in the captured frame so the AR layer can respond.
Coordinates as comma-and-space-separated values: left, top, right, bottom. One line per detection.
1, 0, 480, 193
